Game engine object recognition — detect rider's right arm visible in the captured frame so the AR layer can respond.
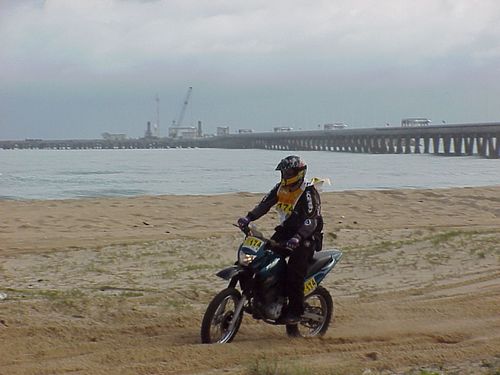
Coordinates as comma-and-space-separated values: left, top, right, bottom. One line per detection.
246, 183, 280, 221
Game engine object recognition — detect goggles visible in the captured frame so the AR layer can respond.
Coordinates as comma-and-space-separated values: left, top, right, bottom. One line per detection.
281, 169, 305, 186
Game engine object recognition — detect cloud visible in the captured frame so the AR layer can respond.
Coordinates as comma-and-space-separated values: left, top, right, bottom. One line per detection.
1, 0, 500, 86
1, 0, 500, 139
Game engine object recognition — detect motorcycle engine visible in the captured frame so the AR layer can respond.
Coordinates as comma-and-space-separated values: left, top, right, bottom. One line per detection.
254, 295, 285, 320
254, 268, 287, 321
263, 298, 284, 320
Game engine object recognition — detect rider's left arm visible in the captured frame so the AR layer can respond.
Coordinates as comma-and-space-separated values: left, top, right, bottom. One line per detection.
295, 186, 321, 240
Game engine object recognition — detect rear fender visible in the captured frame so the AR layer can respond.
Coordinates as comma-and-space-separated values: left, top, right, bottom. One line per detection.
319, 249, 342, 277
305, 249, 343, 294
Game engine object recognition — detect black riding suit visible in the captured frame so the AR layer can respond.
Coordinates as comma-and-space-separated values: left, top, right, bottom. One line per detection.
245, 182, 323, 317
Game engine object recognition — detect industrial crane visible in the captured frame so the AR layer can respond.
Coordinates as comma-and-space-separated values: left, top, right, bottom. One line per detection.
172, 86, 193, 127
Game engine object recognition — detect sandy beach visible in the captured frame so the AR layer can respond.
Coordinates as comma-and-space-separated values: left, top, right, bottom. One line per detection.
0, 186, 499, 375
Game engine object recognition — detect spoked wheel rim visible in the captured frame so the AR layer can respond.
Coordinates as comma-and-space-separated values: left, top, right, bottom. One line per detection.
297, 293, 328, 337
286, 286, 333, 338
209, 294, 240, 343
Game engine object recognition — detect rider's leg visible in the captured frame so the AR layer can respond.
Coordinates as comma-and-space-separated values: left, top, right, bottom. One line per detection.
285, 243, 313, 323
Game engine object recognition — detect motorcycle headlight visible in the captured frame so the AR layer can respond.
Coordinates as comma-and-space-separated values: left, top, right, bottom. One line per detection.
238, 249, 257, 266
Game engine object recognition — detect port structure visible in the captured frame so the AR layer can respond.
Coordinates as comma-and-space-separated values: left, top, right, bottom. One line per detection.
169, 87, 194, 138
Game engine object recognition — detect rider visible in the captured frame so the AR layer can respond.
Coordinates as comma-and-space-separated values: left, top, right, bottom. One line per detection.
237, 155, 323, 324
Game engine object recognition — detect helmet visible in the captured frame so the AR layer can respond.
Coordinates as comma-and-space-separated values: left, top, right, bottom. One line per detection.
275, 155, 307, 187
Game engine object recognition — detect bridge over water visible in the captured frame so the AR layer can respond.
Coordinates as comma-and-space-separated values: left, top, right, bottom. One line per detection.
188, 122, 500, 159
1, 122, 499, 158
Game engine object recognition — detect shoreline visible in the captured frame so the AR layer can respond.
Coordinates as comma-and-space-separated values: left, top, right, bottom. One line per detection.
1, 185, 499, 255
2, 183, 500, 202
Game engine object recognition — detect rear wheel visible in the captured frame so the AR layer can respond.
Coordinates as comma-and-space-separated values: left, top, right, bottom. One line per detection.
201, 288, 243, 344
286, 286, 333, 338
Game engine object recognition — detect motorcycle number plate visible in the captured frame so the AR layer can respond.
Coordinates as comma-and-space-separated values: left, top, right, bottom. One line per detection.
304, 277, 317, 295
242, 236, 263, 251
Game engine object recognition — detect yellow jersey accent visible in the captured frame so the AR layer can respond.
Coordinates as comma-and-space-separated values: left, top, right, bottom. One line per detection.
275, 183, 305, 224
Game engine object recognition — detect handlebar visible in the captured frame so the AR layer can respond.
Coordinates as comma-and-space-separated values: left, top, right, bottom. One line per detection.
266, 239, 293, 257
234, 223, 293, 257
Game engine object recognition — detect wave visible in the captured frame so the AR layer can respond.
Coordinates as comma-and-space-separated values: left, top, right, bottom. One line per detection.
66, 188, 149, 198
58, 171, 123, 176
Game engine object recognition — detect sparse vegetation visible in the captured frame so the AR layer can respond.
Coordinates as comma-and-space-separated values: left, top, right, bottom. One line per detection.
425, 251, 450, 265
429, 230, 464, 246
417, 371, 441, 375
246, 358, 316, 375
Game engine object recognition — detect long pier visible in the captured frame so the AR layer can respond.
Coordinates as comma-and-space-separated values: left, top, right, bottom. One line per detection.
1, 122, 499, 158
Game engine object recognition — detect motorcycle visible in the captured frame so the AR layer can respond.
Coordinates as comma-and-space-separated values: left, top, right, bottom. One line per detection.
200, 225, 343, 343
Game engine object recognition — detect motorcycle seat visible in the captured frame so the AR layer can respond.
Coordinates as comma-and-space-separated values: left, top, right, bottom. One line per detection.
306, 252, 332, 277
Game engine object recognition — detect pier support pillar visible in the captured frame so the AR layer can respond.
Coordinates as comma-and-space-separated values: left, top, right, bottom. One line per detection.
387, 138, 395, 153
347, 137, 353, 152
368, 137, 375, 153
433, 136, 440, 154
414, 136, 421, 154
477, 137, 486, 157
464, 137, 473, 155
404, 137, 411, 154
443, 136, 452, 155
356, 137, 363, 152
379, 138, 388, 153
361, 138, 368, 153
494, 135, 500, 158
373, 138, 380, 153
487, 136, 495, 158
423, 137, 430, 153
453, 136, 463, 156
396, 137, 403, 153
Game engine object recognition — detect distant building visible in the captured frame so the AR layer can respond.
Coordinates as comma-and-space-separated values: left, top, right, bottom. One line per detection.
217, 126, 230, 136
324, 122, 348, 130
144, 121, 153, 138
401, 118, 432, 127
169, 126, 198, 139
273, 127, 293, 132
168, 121, 203, 139
238, 129, 253, 134
102, 132, 127, 141
197, 121, 203, 137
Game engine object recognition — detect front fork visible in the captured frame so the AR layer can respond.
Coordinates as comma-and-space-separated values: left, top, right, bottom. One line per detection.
218, 267, 253, 320
228, 272, 255, 316
226, 295, 247, 333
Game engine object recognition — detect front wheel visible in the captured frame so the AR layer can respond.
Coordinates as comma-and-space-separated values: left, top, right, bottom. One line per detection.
201, 288, 243, 344
286, 286, 333, 338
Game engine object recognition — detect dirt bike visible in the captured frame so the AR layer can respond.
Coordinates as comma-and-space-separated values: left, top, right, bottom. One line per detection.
200, 225, 343, 343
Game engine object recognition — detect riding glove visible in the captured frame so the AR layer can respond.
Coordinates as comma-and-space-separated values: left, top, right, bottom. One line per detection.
237, 216, 250, 229
286, 235, 301, 250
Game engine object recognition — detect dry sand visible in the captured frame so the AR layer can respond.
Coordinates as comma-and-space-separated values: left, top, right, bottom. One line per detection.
0, 186, 499, 375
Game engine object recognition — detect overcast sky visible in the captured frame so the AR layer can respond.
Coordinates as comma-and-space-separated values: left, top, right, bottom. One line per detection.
1, 0, 499, 139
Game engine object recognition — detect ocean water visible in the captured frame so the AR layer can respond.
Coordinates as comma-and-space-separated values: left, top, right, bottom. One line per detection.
0, 148, 499, 200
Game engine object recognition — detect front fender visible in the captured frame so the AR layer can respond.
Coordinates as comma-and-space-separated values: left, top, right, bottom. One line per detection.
216, 265, 244, 281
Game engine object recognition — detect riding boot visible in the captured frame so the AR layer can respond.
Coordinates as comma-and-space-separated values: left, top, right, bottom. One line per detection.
285, 275, 304, 324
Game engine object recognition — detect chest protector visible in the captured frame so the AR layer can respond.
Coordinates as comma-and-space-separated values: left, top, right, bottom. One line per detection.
275, 182, 306, 224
